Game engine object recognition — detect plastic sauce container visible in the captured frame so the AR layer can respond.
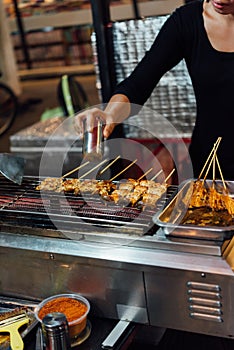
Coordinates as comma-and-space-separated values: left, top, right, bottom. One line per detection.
34, 294, 90, 339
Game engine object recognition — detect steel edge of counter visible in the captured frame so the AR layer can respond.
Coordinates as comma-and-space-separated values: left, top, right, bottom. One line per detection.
0, 231, 233, 276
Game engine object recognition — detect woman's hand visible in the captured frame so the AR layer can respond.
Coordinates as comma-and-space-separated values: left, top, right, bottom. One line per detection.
74, 94, 131, 139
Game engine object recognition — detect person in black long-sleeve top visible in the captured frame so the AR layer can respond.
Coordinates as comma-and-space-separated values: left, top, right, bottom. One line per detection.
76, 0, 234, 179
75, 1, 234, 347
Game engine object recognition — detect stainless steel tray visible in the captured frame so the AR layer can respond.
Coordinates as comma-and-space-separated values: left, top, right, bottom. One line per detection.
153, 179, 234, 241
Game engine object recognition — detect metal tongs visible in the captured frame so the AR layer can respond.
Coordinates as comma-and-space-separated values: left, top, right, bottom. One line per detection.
0, 153, 25, 185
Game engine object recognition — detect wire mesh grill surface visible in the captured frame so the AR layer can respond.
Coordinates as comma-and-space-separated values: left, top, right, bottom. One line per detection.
0, 176, 177, 236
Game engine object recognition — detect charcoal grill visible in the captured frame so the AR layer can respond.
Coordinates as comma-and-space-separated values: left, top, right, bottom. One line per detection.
0, 175, 176, 236
0, 175, 234, 340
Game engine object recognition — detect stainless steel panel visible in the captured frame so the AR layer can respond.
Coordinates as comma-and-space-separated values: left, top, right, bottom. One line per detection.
0, 244, 147, 323
144, 268, 234, 338
0, 229, 234, 337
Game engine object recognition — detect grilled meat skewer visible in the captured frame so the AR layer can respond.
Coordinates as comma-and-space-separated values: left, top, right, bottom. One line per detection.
36, 176, 168, 208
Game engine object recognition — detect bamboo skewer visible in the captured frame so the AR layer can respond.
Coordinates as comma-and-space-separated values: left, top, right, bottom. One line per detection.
137, 168, 153, 181
203, 154, 216, 183
62, 161, 90, 178
202, 137, 222, 183
98, 156, 121, 175
215, 155, 227, 191
109, 159, 138, 182
150, 169, 163, 181
198, 137, 222, 180
164, 168, 175, 183
79, 159, 109, 179
212, 149, 216, 185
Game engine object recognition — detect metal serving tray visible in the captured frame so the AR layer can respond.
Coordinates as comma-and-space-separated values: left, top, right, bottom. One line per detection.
153, 179, 234, 241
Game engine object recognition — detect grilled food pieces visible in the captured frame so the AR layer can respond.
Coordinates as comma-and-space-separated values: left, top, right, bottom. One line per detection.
181, 207, 233, 227
36, 177, 168, 208
109, 179, 167, 208
222, 192, 234, 215
188, 180, 234, 216
63, 179, 80, 194
36, 177, 64, 192
189, 180, 208, 208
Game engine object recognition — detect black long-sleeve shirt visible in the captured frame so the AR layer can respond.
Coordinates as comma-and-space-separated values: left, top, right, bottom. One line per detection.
114, 0, 234, 179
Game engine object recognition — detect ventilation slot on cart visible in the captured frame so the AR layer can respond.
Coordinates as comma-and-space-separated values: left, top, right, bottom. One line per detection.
187, 281, 223, 323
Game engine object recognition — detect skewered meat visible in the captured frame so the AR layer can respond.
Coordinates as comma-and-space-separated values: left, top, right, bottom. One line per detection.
120, 184, 147, 206
133, 185, 147, 195
140, 180, 160, 188
189, 180, 209, 208
100, 178, 167, 207
118, 180, 136, 191
222, 192, 234, 215
186, 179, 234, 217
208, 187, 224, 211
147, 183, 167, 196
63, 179, 80, 194
36, 177, 64, 192
79, 179, 98, 193
110, 189, 130, 204
96, 180, 117, 200
36, 176, 168, 208
141, 193, 160, 208
125, 191, 142, 206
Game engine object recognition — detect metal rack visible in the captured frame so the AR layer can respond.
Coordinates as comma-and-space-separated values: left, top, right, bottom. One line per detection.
89, 0, 184, 102
90, 0, 141, 101
10, 0, 140, 75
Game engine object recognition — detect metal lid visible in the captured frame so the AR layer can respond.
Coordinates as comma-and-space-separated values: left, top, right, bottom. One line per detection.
42, 312, 69, 335
42, 312, 71, 350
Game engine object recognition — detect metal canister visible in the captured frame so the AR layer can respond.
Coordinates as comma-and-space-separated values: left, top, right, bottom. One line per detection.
82, 117, 104, 161
42, 312, 71, 350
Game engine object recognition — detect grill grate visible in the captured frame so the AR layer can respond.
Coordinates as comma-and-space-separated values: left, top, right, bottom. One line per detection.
0, 176, 177, 235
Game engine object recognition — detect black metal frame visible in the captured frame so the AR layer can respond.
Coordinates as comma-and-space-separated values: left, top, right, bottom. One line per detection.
12, 0, 139, 88
12, 0, 31, 69
12, 0, 140, 85
86, 0, 140, 102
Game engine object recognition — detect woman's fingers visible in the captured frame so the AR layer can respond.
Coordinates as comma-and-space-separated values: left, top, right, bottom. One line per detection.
74, 108, 116, 138
103, 123, 116, 139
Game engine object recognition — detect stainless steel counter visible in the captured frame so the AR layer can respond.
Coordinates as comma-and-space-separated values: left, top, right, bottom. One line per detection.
0, 175, 234, 339
0, 227, 234, 339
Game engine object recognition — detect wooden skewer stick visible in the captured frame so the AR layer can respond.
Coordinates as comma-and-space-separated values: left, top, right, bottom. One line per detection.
137, 168, 153, 181
109, 159, 138, 182
150, 169, 163, 181
203, 152, 216, 183
62, 161, 90, 178
98, 155, 121, 175
215, 155, 227, 191
198, 137, 222, 180
79, 159, 109, 179
202, 138, 222, 183
164, 168, 175, 183
212, 150, 216, 185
